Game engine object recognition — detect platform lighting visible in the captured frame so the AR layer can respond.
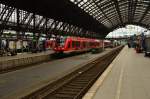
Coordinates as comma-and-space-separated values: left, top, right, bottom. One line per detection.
70, 0, 75, 2
137, 0, 143, 2
83, 0, 87, 2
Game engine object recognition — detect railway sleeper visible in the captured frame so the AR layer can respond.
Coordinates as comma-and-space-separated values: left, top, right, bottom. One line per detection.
43, 88, 80, 99
59, 88, 81, 92
56, 91, 78, 95
69, 82, 89, 85
78, 73, 97, 76
47, 96, 72, 99
77, 72, 97, 76
53, 93, 76, 98
65, 84, 84, 89
73, 79, 91, 82
63, 85, 83, 89
80, 73, 98, 77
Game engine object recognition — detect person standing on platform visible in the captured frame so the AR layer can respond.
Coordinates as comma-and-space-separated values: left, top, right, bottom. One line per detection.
56, 35, 60, 47
42, 40, 46, 52
127, 37, 131, 48
141, 33, 146, 51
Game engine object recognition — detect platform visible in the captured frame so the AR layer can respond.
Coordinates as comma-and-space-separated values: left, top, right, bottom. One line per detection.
84, 46, 150, 99
0, 49, 114, 99
0, 50, 54, 71
0, 51, 53, 62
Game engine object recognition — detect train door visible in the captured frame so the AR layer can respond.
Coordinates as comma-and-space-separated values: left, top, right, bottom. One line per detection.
68, 40, 71, 51
9, 41, 15, 50
16, 40, 22, 53
23, 41, 28, 52
72, 40, 75, 50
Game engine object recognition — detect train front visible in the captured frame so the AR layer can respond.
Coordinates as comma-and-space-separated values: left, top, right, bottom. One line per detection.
53, 36, 67, 53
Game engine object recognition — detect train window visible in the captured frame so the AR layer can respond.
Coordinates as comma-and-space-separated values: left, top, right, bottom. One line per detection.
86, 42, 88, 48
60, 37, 67, 47
85, 42, 87, 48
79, 42, 80, 47
75, 41, 77, 48
83, 42, 86, 48
86, 42, 89, 48
68, 42, 71, 48
77, 41, 80, 47
89, 42, 92, 47
75, 41, 77, 47
72, 41, 75, 48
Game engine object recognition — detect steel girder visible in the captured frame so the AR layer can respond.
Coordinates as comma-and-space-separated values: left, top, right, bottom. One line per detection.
70, 0, 150, 33
1, 0, 150, 38
0, 3, 100, 39
0, 0, 109, 38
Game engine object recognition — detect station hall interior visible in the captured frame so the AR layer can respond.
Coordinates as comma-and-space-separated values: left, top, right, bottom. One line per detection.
0, 0, 150, 99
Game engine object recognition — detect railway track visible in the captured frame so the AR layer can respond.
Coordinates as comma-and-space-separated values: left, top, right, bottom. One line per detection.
22, 46, 124, 99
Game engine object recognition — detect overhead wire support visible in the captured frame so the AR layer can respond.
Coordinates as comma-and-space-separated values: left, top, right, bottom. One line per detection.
132, 0, 138, 22
21, 12, 30, 25
35, 16, 45, 29
128, 0, 133, 23
112, 0, 123, 25
16, 8, 20, 39
0, 5, 9, 21
93, 0, 115, 28
138, 1, 150, 23
33, 13, 36, 39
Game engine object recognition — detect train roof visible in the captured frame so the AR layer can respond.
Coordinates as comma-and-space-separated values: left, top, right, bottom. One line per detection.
66, 36, 101, 42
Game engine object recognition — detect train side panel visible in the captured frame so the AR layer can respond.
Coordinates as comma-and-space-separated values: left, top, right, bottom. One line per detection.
53, 37, 104, 53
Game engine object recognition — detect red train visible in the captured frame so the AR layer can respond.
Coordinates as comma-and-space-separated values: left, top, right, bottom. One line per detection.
53, 37, 103, 53
103, 40, 113, 48
45, 39, 56, 50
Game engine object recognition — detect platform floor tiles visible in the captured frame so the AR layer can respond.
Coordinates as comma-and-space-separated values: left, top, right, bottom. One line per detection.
93, 46, 150, 99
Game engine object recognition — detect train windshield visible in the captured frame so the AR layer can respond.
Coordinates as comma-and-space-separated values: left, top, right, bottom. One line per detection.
57, 36, 66, 47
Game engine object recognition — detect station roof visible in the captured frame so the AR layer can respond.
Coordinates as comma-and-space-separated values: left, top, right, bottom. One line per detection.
1, 0, 150, 37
